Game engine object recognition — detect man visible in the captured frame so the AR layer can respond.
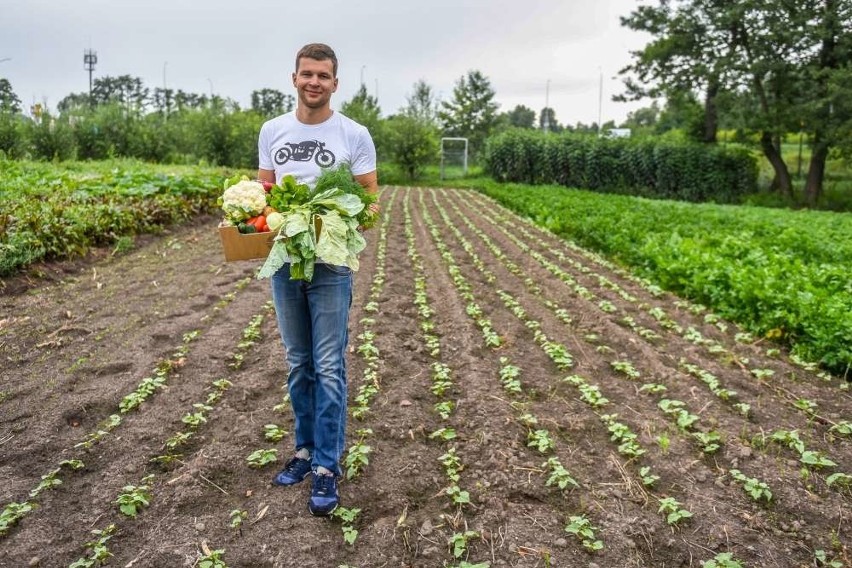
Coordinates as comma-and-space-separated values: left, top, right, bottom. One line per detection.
257, 43, 378, 517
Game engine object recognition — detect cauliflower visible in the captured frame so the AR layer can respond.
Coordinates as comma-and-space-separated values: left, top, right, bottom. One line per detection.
221, 180, 267, 222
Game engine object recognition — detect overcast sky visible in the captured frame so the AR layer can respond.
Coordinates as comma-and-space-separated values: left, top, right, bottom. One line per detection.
1, 0, 653, 127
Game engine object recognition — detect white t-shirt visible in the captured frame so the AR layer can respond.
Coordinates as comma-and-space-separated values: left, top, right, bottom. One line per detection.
258, 111, 376, 187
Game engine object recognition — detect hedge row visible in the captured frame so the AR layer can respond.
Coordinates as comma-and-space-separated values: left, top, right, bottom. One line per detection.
483, 129, 758, 203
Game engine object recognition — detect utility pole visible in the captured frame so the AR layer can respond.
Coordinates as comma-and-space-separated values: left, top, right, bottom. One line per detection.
84, 49, 97, 105
360, 65, 366, 87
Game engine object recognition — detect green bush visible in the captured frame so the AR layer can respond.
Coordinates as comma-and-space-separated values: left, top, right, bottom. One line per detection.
483, 129, 758, 203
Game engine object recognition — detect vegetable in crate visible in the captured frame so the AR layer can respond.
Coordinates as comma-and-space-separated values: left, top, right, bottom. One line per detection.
219, 177, 267, 223
257, 165, 377, 282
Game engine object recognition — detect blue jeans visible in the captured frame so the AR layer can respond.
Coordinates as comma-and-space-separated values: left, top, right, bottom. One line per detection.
270, 263, 352, 475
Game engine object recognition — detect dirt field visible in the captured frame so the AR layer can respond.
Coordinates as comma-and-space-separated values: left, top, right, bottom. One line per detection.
1, 186, 850, 568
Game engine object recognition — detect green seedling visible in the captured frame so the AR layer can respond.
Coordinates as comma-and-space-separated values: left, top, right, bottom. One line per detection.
446, 484, 471, 506
815, 549, 844, 568
333, 507, 361, 545
657, 497, 692, 526
829, 421, 852, 437
68, 524, 117, 568
826, 472, 852, 489
198, 548, 228, 568
639, 383, 667, 395
702, 552, 744, 568
434, 400, 455, 420
527, 429, 555, 454
800, 450, 837, 469
542, 457, 579, 490
246, 448, 278, 468
639, 466, 660, 487
611, 360, 640, 380
229, 509, 247, 533
115, 476, 154, 518
263, 424, 287, 442
429, 427, 457, 442
0, 501, 34, 536
344, 440, 372, 480
565, 515, 603, 552
29, 468, 62, 498
448, 530, 480, 558
729, 469, 772, 502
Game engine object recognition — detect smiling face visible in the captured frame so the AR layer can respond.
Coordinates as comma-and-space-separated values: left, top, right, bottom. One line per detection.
293, 57, 338, 111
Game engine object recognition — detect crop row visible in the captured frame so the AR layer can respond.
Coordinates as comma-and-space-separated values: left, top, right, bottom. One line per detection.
475, 181, 852, 374
419, 187, 849, 566
0, 159, 229, 275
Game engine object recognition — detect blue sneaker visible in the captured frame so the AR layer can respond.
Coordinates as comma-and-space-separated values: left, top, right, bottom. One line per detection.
308, 472, 339, 516
272, 456, 312, 486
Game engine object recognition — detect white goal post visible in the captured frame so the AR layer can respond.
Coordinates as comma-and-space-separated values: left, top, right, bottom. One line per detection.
440, 137, 468, 180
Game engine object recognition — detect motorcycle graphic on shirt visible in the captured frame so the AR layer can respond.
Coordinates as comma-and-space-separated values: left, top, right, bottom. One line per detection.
274, 140, 336, 168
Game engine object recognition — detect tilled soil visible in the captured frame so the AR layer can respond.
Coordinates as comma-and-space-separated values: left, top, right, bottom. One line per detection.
0, 188, 850, 568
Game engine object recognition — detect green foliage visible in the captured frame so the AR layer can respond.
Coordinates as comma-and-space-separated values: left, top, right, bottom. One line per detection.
701, 552, 744, 568
473, 180, 852, 375
384, 114, 439, 180
0, 159, 228, 276
483, 128, 758, 202
439, 70, 499, 160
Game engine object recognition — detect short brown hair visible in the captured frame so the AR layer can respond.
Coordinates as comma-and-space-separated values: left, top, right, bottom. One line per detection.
295, 43, 338, 77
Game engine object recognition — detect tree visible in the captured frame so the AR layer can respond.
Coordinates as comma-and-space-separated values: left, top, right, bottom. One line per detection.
404, 79, 438, 125
386, 114, 439, 180
57, 92, 93, 115
0, 78, 21, 114
655, 91, 704, 139
504, 104, 536, 129
622, 101, 661, 132
91, 75, 149, 114
619, 0, 852, 204
341, 84, 382, 135
538, 107, 563, 133
438, 70, 499, 159
251, 88, 293, 118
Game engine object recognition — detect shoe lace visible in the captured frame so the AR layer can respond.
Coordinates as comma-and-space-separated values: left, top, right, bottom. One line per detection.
284, 456, 306, 474
314, 473, 336, 496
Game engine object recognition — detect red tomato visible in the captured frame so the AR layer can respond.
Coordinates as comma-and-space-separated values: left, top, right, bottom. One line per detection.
262, 181, 274, 192
252, 215, 266, 231
260, 224, 269, 233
